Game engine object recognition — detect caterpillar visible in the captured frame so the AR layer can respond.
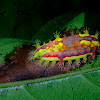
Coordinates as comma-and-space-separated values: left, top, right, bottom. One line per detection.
29, 29, 99, 67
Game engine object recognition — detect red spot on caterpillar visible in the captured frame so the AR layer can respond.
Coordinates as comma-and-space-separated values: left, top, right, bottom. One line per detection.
92, 52, 95, 59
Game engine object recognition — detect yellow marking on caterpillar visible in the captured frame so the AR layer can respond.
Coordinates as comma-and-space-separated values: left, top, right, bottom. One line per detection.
53, 42, 64, 51
40, 52, 93, 66
54, 32, 62, 41
30, 49, 51, 60
79, 29, 90, 37
92, 41, 99, 46
54, 37, 62, 41
80, 40, 91, 46
41, 57, 59, 62
30, 42, 64, 60
79, 33, 89, 37
91, 33, 98, 39
63, 53, 92, 61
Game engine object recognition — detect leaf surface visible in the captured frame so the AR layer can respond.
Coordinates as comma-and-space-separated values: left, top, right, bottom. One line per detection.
0, 13, 100, 100
0, 69, 100, 100
32, 12, 84, 42
0, 38, 29, 63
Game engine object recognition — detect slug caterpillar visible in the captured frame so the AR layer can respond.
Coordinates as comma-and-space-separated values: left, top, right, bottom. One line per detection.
29, 29, 99, 67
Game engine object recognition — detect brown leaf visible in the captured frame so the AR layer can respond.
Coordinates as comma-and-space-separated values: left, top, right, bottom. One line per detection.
0, 43, 78, 83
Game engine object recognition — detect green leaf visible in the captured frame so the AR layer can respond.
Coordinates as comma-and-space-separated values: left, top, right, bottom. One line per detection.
0, 68, 100, 100
0, 12, 100, 100
61, 13, 85, 31
0, 38, 29, 63
0, 55, 100, 100
32, 12, 84, 43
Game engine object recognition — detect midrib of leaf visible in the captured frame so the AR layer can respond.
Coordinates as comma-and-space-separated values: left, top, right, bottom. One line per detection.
0, 66, 100, 88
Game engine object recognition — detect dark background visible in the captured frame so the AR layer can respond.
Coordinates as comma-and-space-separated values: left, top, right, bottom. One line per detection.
0, 0, 100, 40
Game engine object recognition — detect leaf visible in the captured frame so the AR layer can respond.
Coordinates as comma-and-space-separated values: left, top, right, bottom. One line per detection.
61, 13, 85, 31
32, 12, 84, 42
0, 48, 100, 100
0, 12, 100, 100
0, 44, 80, 83
0, 38, 29, 63
0, 69, 100, 100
